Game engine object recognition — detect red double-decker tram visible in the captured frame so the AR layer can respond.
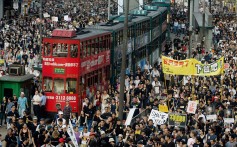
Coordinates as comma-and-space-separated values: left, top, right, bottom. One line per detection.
42, 29, 111, 113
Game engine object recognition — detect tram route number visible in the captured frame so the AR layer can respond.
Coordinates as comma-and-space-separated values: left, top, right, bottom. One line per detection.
47, 96, 76, 101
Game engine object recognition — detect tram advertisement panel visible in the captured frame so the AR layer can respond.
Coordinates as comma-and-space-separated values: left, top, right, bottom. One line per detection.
45, 93, 79, 112
80, 50, 110, 75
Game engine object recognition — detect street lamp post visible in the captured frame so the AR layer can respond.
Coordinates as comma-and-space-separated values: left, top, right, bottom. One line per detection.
188, 0, 193, 58
202, 0, 205, 48
118, 0, 129, 120
39, 0, 42, 65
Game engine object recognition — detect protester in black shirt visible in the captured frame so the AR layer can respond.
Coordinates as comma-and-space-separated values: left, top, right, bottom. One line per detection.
12, 94, 18, 108
5, 128, 17, 147
21, 51, 28, 65
165, 134, 175, 147
88, 132, 97, 146
7, 105, 19, 123
116, 134, 124, 147
63, 100, 72, 125
84, 102, 95, 130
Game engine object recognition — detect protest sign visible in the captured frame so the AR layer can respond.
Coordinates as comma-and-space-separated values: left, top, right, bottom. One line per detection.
148, 109, 168, 126
64, 15, 71, 21
43, 13, 50, 18
187, 101, 197, 114
206, 115, 217, 121
125, 108, 136, 126
168, 113, 187, 128
159, 105, 169, 113
224, 118, 235, 124
52, 16, 58, 22
67, 120, 79, 147
0, 59, 4, 66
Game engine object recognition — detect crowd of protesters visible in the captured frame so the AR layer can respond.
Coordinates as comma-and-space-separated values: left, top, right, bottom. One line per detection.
0, 0, 237, 147
0, 0, 120, 75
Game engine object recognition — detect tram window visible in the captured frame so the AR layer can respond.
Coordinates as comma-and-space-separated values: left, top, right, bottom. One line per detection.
43, 77, 53, 92
58, 43, 68, 57
53, 78, 64, 94
52, 44, 57, 57
83, 43, 87, 58
80, 43, 83, 58
70, 44, 78, 58
66, 78, 77, 94
99, 37, 105, 52
52, 43, 68, 57
44, 43, 51, 56
86, 40, 91, 56
94, 38, 98, 54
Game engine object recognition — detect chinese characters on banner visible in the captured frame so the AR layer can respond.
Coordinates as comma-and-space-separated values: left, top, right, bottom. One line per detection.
148, 109, 168, 126
162, 56, 224, 76
187, 101, 197, 114
168, 113, 187, 128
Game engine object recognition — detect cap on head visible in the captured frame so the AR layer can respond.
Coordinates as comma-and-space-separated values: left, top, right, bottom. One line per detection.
58, 111, 63, 115
62, 125, 67, 129
109, 138, 115, 142
59, 138, 64, 143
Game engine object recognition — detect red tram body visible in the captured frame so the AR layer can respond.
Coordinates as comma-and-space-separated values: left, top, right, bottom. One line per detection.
42, 29, 111, 113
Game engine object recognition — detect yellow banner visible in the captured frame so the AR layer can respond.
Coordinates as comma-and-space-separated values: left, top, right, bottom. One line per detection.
162, 56, 224, 76
159, 104, 169, 112
0, 59, 4, 65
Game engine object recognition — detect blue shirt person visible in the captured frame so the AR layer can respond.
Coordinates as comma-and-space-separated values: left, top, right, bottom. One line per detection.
17, 92, 28, 117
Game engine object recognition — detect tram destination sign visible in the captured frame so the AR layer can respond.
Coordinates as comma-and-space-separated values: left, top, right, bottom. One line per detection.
54, 68, 65, 74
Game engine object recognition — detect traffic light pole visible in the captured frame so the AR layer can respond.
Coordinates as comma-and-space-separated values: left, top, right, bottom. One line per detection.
118, 0, 129, 120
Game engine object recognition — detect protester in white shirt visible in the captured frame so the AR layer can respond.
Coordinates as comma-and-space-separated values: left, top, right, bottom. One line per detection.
32, 90, 42, 119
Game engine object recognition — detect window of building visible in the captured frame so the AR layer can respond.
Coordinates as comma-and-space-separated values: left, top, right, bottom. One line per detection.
53, 78, 64, 94
66, 78, 77, 94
